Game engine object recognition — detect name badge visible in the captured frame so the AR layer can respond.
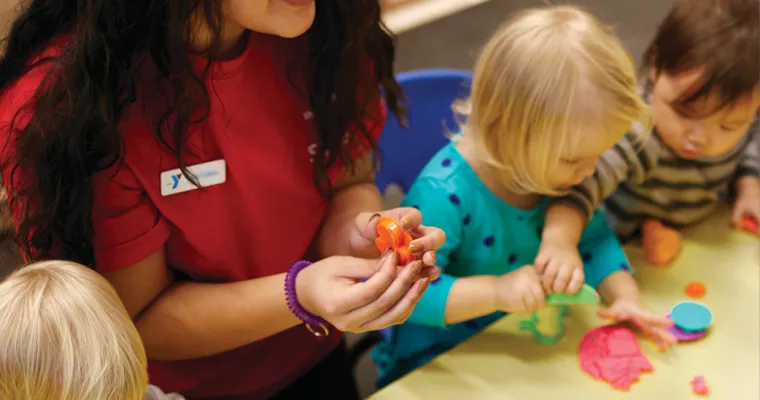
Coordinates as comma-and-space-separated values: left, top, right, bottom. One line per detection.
160, 159, 226, 197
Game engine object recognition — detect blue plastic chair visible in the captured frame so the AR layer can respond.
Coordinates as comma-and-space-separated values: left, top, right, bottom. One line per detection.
348, 69, 474, 368
375, 69, 474, 194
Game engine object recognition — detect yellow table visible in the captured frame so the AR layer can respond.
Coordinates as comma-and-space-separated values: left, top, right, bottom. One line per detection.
371, 208, 760, 399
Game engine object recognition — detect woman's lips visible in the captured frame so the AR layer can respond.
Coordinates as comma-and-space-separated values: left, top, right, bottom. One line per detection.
281, 0, 314, 5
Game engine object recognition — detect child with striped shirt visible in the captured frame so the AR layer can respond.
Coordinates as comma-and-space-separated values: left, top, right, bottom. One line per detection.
537, 0, 759, 275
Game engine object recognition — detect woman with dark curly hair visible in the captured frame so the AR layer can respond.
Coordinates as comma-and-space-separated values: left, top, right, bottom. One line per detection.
0, 0, 444, 398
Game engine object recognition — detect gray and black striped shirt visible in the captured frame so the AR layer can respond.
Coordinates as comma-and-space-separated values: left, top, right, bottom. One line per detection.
555, 120, 760, 239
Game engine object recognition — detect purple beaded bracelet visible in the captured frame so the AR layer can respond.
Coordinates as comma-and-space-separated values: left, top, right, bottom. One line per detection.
285, 260, 330, 337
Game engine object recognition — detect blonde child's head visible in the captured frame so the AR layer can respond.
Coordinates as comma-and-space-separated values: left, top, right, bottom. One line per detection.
0, 260, 148, 400
457, 5, 646, 195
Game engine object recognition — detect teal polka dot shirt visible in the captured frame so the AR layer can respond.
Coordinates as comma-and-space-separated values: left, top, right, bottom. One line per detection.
372, 142, 632, 388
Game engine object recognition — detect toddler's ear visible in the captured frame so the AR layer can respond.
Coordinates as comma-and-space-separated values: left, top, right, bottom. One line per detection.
648, 67, 658, 85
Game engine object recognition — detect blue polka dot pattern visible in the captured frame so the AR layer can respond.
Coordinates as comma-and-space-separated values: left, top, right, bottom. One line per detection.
508, 253, 517, 264
582, 252, 592, 263
442, 158, 452, 167
449, 194, 461, 205
483, 236, 495, 247
463, 214, 471, 225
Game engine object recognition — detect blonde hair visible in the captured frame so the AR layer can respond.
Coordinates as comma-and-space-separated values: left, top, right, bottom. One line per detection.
456, 5, 647, 194
0, 261, 148, 400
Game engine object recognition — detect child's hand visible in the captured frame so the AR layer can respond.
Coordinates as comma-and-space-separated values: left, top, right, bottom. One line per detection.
534, 238, 585, 295
598, 299, 677, 350
733, 177, 760, 232
350, 208, 446, 266
493, 266, 546, 314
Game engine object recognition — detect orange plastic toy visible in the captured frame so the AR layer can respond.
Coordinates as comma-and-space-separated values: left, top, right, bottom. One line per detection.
375, 217, 416, 265
684, 282, 706, 299
739, 215, 759, 234
641, 219, 681, 266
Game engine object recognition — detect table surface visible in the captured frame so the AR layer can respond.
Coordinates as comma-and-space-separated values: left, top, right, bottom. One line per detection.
370, 208, 760, 400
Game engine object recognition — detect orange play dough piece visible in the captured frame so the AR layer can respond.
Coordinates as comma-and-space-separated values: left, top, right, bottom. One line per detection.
375, 217, 416, 265
684, 282, 706, 299
641, 219, 681, 266
739, 216, 759, 234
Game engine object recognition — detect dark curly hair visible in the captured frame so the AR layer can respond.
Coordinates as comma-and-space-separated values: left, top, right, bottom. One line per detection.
0, 0, 405, 267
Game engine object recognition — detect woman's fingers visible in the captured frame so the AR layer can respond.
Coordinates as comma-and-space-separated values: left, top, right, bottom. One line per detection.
346, 261, 424, 323
341, 253, 399, 310
361, 277, 430, 331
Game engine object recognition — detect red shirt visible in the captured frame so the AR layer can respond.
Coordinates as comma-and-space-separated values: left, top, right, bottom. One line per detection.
0, 33, 384, 398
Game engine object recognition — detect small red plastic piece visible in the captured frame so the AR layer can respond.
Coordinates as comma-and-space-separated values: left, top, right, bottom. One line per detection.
691, 375, 709, 396
684, 282, 706, 299
579, 325, 653, 391
739, 215, 759, 234
375, 217, 416, 265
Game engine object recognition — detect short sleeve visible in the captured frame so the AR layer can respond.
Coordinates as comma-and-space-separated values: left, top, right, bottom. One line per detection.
403, 178, 463, 328
92, 163, 170, 273
578, 209, 632, 288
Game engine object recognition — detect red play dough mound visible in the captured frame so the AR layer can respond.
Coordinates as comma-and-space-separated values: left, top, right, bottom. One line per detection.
579, 325, 653, 390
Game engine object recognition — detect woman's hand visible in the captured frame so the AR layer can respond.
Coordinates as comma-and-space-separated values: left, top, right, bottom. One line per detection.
598, 299, 677, 351
348, 207, 446, 266
296, 252, 440, 333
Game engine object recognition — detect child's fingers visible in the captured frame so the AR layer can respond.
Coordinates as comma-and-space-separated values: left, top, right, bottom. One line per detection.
531, 281, 546, 311
552, 265, 573, 293
421, 250, 437, 266
633, 310, 673, 327
649, 326, 678, 350
541, 261, 559, 293
533, 252, 549, 274
408, 225, 446, 256
566, 268, 584, 295
597, 308, 619, 320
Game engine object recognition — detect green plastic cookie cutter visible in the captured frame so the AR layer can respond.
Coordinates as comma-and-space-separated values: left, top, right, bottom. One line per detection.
518, 305, 570, 345
518, 284, 600, 345
546, 283, 600, 306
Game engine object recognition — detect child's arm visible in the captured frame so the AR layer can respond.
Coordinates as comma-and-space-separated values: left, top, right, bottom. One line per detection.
537, 133, 659, 292
732, 126, 760, 229
444, 266, 545, 325
577, 213, 676, 349
402, 179, 545, 328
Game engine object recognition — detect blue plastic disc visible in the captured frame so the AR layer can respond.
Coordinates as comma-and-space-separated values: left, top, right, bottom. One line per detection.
670, 301, 712, 332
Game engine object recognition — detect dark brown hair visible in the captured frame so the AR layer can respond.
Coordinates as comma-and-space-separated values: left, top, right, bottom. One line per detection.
643, 0, 759, 114
0, 0, 404, 266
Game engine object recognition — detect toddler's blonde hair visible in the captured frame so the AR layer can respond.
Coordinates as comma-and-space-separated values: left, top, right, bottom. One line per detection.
457, 5, 647, 194
0, 260, 148, 400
